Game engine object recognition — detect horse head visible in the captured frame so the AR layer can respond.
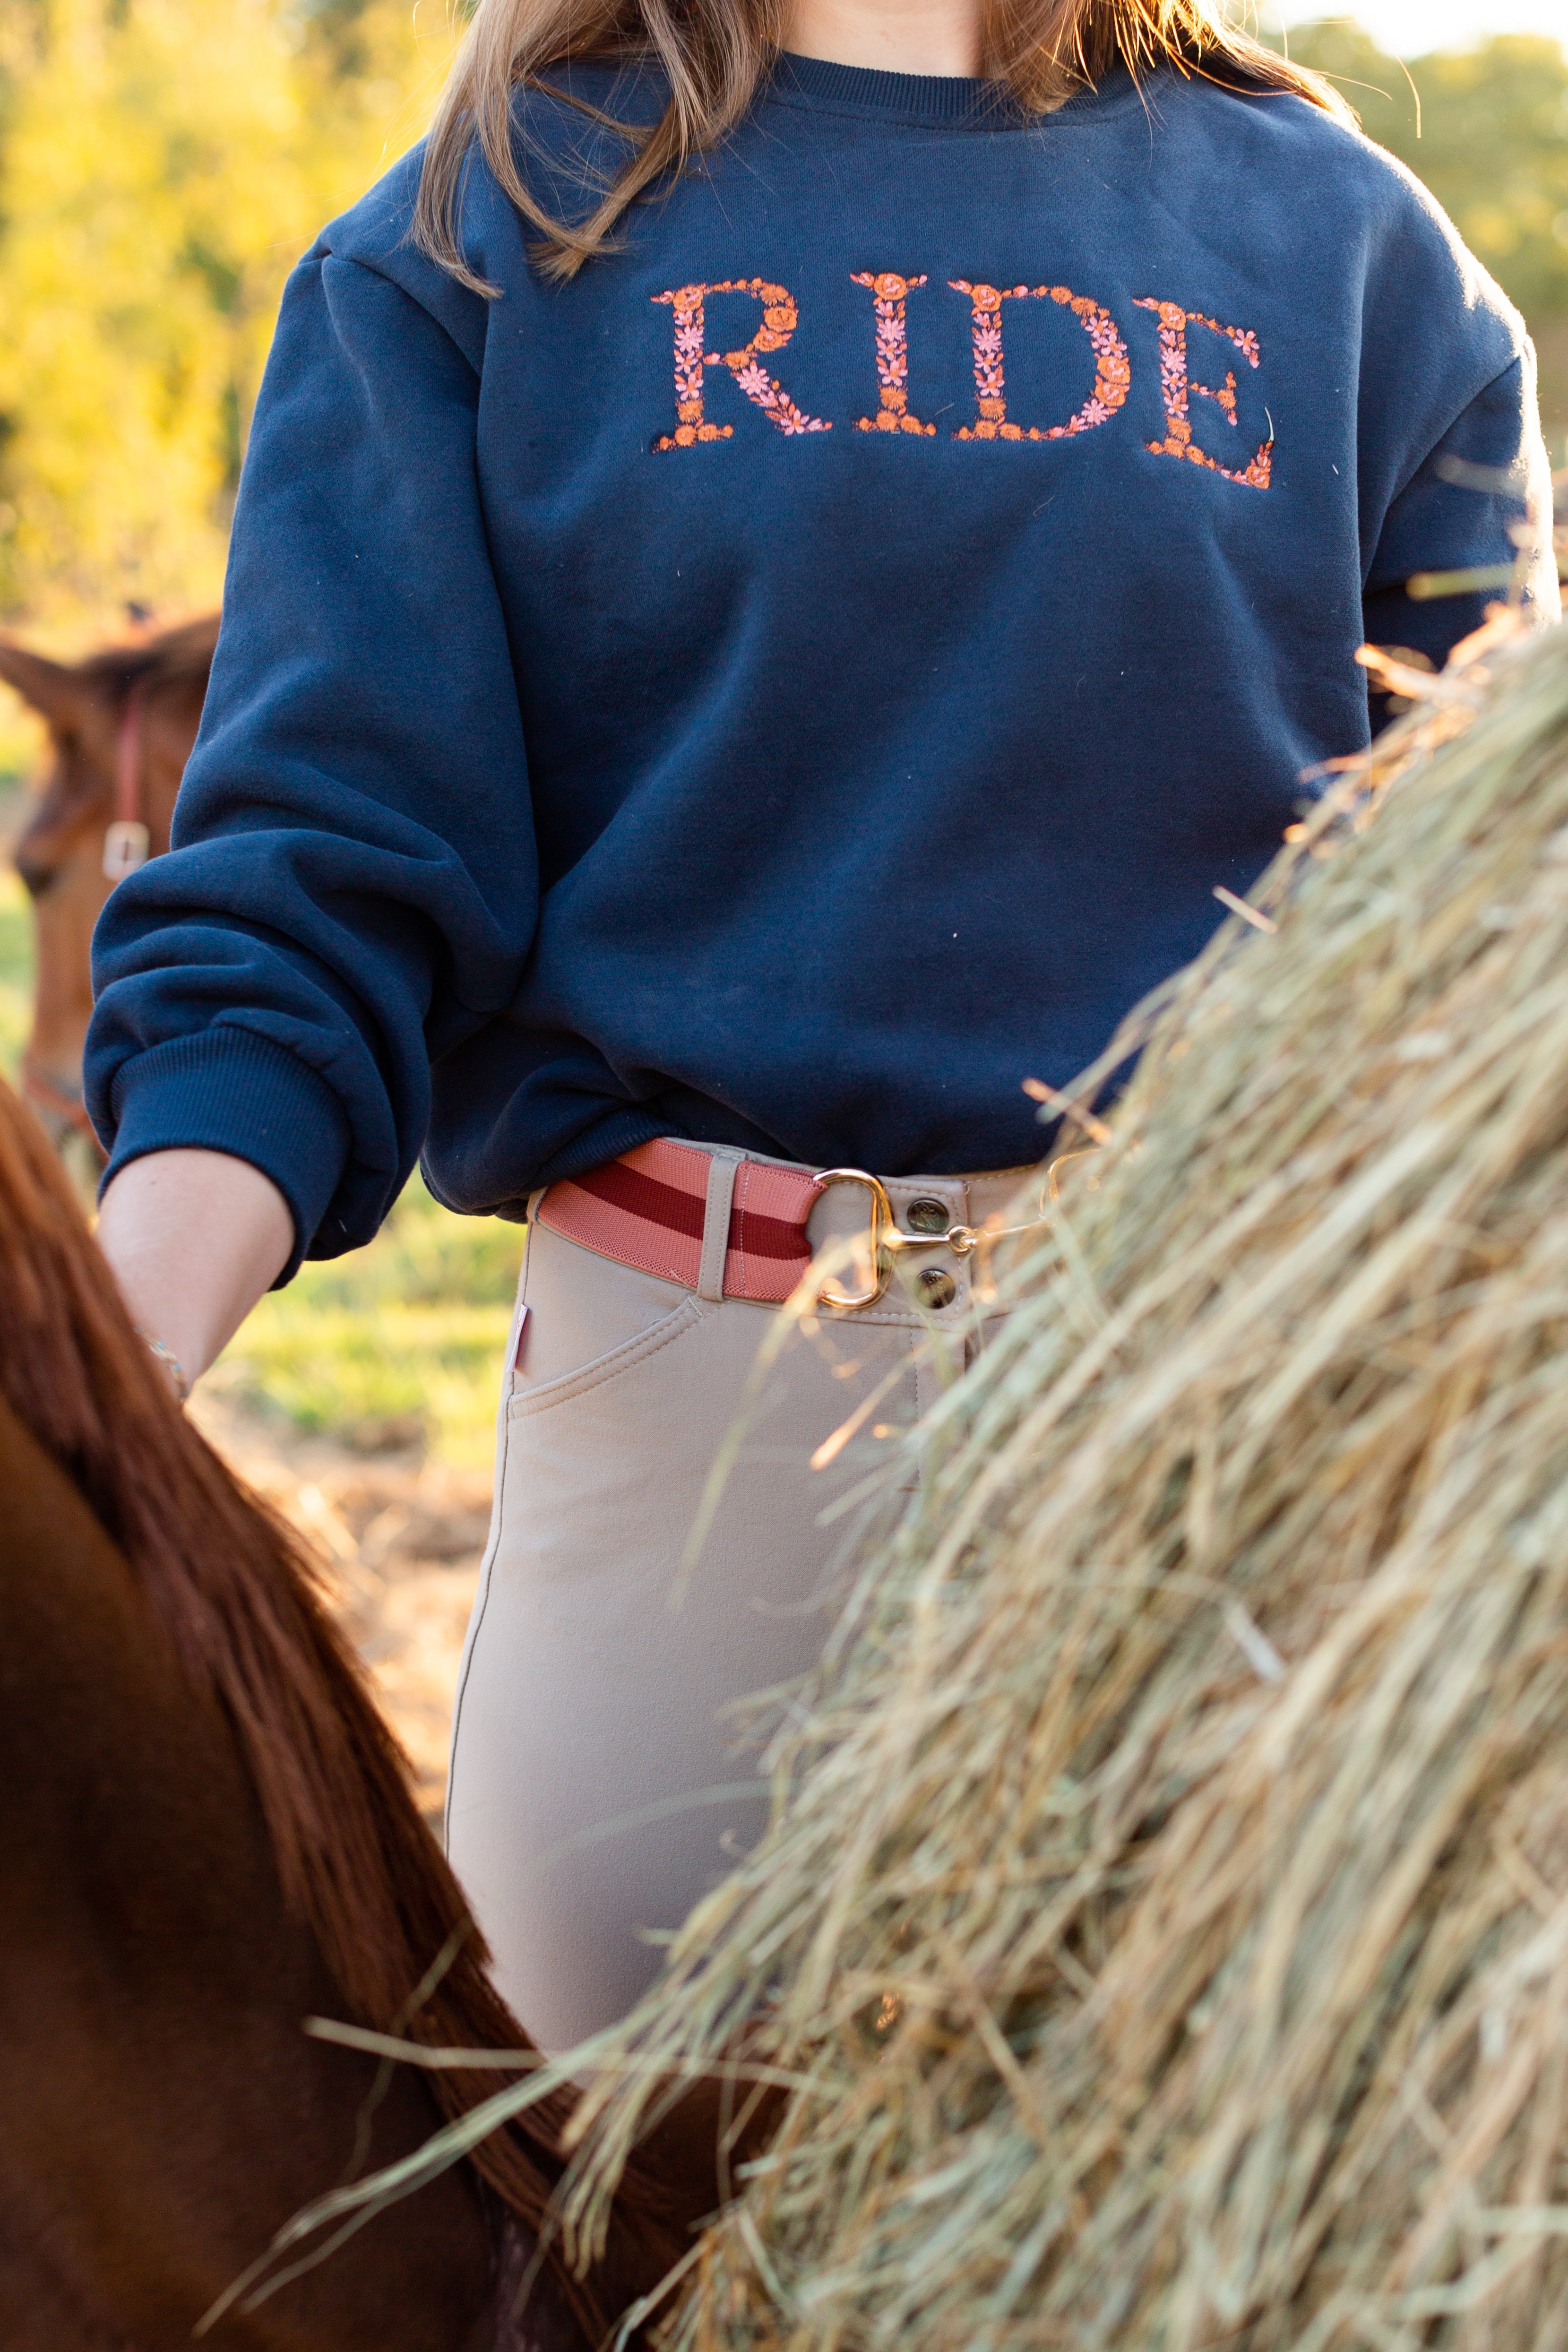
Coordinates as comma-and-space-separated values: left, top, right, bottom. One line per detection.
0, 614, 217, 1150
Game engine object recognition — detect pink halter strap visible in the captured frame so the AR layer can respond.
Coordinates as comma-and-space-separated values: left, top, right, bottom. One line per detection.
103, 679, 151, 883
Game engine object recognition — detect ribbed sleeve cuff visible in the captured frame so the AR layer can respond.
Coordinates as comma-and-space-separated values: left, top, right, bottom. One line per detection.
102, 1029, 354, 1284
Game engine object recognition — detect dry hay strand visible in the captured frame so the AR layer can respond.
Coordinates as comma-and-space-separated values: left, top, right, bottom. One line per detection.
563, 611, 1568, 2352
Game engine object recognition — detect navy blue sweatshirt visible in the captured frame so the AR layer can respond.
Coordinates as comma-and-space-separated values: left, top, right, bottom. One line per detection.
87, 55, 1557, 1273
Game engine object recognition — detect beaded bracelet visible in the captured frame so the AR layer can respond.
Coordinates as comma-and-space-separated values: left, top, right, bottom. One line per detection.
136, 1327, 190, 1405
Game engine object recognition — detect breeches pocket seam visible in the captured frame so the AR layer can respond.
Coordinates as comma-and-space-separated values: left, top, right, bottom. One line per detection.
507, 1292, 710, 1419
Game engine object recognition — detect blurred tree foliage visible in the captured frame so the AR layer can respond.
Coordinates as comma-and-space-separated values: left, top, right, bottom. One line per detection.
1276, 23, 1568, 437
0, 0, 459, 624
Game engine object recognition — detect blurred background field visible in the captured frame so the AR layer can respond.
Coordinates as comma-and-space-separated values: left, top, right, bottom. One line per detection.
1266, 18, 1568, 432
0, 0, 464, 630
0, 847, 30, 1077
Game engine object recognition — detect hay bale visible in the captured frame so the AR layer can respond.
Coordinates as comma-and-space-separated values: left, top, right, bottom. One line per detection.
571, 612, 1568, 2352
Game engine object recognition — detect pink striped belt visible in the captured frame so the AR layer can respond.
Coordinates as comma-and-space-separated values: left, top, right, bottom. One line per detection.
535, 1138, 1041, 1312
536, 1138, 822, 1305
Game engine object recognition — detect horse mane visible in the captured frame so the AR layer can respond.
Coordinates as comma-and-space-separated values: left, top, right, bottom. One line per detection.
0, 1076, 654, 2325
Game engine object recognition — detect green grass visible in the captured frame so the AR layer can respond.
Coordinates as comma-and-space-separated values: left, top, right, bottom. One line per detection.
0, 867, 34, 1077
0, 859, 522, 1467
212, 1178, 525, 1468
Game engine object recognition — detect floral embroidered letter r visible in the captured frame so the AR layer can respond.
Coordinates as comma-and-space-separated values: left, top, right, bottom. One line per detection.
652, 281, 831, 450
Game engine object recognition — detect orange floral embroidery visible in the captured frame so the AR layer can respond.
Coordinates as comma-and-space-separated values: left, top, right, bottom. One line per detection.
652, 279, 830, 450
850, 272, 936, 435
1133, 300, 1272, 488
948, 281, 1130, 442
650, 284, 731, 448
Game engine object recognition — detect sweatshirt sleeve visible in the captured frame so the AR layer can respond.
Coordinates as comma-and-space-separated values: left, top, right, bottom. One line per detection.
86, 215, 536, 1278
1361, 345, 1560, 715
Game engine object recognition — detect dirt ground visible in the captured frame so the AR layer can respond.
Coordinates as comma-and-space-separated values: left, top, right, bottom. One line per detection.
190, 1390, 490, 1828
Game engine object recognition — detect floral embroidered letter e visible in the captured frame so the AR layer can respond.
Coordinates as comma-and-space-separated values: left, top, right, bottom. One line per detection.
1134, 300, 1272, 488
652, 281, 831, 450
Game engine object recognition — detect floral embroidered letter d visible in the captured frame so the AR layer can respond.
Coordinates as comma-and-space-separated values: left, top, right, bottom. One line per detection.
652, 281, 831, 451
949, 283, 1130, 442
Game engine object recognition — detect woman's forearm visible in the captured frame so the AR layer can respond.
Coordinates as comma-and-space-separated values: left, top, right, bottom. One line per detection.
95, 1148, 295, 1392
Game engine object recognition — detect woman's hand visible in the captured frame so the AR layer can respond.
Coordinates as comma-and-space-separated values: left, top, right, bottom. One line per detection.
95, 1148, 294, 1396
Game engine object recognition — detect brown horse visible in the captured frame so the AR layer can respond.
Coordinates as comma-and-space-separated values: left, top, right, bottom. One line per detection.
0, 1070, 729, 2349
0, 614, 216, 1151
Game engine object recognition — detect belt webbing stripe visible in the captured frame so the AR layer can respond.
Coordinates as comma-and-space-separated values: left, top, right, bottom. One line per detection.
570, 1156, 706, 1242
537, 1138, 823, 1304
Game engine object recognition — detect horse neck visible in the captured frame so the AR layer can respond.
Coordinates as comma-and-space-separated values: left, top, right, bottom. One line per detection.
0, 1094, 701, 2343
0, 1088, 698, 2336
0, 1097, 566, 2130
0, 1391, 495, 2352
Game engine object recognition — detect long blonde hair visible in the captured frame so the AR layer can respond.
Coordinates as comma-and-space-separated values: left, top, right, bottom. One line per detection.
414, 0, 1351, 289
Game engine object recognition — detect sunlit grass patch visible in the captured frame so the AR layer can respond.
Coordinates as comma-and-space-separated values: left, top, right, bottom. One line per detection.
0, 865, 34, 1079
210, 1175, 524, 1468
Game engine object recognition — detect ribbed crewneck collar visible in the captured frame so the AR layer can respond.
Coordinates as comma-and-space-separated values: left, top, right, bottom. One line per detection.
765, 49, 1133, 126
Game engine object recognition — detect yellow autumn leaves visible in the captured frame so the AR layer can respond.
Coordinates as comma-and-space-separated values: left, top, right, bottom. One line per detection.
0, 0, 460, 626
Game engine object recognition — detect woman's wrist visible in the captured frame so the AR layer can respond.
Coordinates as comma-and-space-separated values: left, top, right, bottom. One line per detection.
96, 1148, 296, 1389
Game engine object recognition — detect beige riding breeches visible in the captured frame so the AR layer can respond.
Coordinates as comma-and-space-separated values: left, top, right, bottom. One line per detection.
445, 1153, 1033, 2051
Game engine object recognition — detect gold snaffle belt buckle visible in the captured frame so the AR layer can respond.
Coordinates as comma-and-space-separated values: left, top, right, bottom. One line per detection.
810, 1164, 1080, 1311
812, 1167, 988, 1313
